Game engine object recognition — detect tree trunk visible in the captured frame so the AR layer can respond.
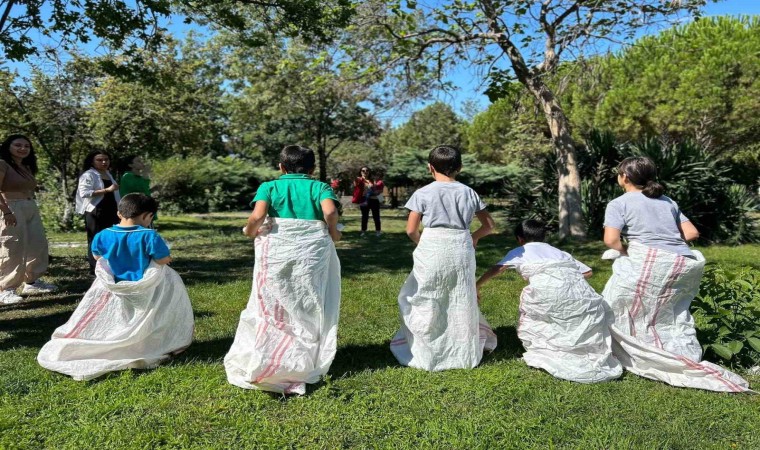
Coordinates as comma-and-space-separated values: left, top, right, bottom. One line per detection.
317, 142, 328, 182
525, 76, 586, 240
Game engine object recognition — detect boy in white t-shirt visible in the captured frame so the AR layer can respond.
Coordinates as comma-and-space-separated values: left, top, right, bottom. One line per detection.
477, 219, 622, 383
477, 219, 591, 291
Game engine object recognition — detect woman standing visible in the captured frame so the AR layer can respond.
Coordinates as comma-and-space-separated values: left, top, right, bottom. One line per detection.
118, 155, 151, 197
76, 150, 120, 274
352, 166, 383, 236
0, 135, 56, 304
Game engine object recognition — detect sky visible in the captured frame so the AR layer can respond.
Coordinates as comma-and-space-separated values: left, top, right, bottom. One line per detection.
3, 0, 760, 123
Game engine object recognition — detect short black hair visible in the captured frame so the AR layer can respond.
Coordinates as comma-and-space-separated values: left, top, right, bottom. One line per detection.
280, 145, 315, 174
428, 145, 462, 176
118, 193, 158, 219
515, 219, 546, 243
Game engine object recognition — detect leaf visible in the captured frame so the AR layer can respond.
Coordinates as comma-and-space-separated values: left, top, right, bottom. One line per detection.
710, 343, 734, 360
748, 337, 760, 353
726, 341, 744, 354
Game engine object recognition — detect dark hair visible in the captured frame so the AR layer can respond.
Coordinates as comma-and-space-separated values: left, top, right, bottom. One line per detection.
0, 134, 38, 175
118, 154, 140, 174
428, 145, 462, 176
118, 193, 158, 218
515, 219, 546, 243
280, 145, 315, 174
617, 156, 664, 198
83, 150, 113, 172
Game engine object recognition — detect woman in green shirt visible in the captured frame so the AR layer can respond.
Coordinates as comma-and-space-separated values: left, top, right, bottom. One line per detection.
119, 155, 151, 197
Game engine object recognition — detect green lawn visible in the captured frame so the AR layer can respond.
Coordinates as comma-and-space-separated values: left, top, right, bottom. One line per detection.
1, 210, 758, 449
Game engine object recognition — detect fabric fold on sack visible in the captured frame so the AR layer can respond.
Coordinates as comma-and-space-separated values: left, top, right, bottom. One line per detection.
224, 218, 341, 395
37, 260, 194, 381
602, 242, 751, 392
516, 260, 622, 383
391, 228, 497, 371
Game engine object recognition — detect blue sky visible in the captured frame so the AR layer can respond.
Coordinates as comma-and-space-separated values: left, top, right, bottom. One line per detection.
3, 0, 759, 123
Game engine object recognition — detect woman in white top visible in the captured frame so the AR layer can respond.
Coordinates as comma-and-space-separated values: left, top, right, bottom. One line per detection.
76, 150, 120, 274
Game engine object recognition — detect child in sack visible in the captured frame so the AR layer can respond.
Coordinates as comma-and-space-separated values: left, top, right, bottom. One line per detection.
477, 219, 621, 383
224, 145, 342, 395
37, 193, 194, 380
390, 145, 497, 371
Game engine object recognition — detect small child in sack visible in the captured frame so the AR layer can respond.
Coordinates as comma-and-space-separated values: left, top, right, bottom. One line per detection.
476, 219, 622, 383
37, 193, 194, 381
91, 193, 171, 281
390, 145, 497, 371
224, 145, 342, 395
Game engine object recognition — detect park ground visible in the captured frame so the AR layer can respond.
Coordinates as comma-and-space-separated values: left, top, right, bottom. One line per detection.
1, 210, 759, 449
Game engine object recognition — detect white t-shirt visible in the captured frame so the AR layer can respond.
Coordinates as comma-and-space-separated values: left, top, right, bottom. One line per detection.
497, 242, 592, 274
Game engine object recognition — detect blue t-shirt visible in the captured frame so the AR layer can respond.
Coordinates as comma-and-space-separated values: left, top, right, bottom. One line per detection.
91, 225, 170, 282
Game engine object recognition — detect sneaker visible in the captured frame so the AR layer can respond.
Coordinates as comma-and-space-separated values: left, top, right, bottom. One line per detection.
20, 281, 58, 295
360, 231, 366, 237
0, 288, 23, 304
375, 231, 383, 237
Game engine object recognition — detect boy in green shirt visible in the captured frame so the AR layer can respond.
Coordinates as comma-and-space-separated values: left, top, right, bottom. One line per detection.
225, 145, 342, 395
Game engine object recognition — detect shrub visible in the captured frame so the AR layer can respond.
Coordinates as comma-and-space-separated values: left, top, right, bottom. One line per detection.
151, 155, 279, 214
692, 265, 760, 368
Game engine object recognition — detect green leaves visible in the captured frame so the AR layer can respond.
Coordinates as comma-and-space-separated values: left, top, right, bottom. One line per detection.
693, 265, 760, 367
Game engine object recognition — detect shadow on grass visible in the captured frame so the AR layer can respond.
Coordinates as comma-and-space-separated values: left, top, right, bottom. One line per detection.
0, 308, 72, 350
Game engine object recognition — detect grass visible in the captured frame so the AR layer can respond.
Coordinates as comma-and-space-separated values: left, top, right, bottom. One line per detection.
1, 210, 759, 449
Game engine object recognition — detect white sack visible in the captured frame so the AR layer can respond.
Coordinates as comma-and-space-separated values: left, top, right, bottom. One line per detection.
38, 260, 194, 381
602, 242, 751, 392
224, 218, 341, 395
516, 261, 622, 383
391, 228, 497, 371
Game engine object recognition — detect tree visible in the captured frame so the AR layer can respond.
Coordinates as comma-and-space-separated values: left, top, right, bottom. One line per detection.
381, 102, 464, 153
223, 39, 380, 180
362, 0, 711, 239
0, 0, 353, 66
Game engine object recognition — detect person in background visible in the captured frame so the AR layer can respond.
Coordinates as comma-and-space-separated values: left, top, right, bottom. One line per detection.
119, 155, 151, 197
352, 166, 383, 237
76, 150, 120, 275
0, 134, 56, 304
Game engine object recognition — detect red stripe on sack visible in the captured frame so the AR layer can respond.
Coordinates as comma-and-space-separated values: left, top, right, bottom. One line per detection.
255, 334, 294, 383
629, 248, 658, 336
649, 256, 686, 348
255, 238, 271, 342
479, 324, 496, 338
675, 355, 744, 393
390, 338, 407, 346
64, 291, 112, 338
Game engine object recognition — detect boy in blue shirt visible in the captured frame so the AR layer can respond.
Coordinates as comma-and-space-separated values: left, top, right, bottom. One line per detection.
91, 193, 171, 282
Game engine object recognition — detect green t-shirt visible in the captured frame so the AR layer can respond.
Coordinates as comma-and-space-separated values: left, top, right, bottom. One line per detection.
253, 174, 338, 221
120, 172, 151, 196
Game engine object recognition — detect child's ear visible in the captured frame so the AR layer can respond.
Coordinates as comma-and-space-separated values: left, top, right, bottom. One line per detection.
428, 164, 435, 175
307, 167, 315, 175
117, 211, 124, 220
278, 163, 287, 174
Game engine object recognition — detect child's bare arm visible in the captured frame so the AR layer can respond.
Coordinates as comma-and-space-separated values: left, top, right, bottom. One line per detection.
603, 226, 627, 255
321, 198, 341, 242
678, 220, 699, 242
406, 211, 422, 244
476, 264, 509, 290
243, 201, 269, 237
471, 210, 495, 248
94, 255, 101, 260
155, 256, 173, 265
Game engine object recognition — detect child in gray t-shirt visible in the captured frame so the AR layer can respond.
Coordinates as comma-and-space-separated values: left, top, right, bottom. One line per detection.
405, 147, 493, 244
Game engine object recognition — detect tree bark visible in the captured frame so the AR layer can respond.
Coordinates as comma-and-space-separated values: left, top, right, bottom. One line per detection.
524, 76, 585, 240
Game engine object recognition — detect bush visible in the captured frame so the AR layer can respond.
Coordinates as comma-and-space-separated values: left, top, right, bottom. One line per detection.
693, 265, 760, 368
151, 155, 279, 214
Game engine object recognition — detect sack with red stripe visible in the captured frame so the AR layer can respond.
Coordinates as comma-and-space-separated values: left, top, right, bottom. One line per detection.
37, 260, 194, 381
224, 218, 341, 395
516, 260, 622, 383
602, 242, 752, 392
390, 228, 497, 371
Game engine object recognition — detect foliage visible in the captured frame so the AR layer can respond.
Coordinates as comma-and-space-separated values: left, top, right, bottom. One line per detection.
0, 0, 354, 67
151, 155, 279, 214
380, 102, 464, 154
693, 265, 760, 367
220, 37, 380, 181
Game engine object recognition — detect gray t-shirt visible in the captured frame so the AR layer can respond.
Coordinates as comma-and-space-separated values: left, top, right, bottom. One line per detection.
604, 191, 693, 257
405, 181, 487, 230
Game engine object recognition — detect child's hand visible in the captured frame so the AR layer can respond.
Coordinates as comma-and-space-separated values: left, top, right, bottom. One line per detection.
476, 288, 482, 305
472, 236, 479, 249
329, 228, 342, 243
